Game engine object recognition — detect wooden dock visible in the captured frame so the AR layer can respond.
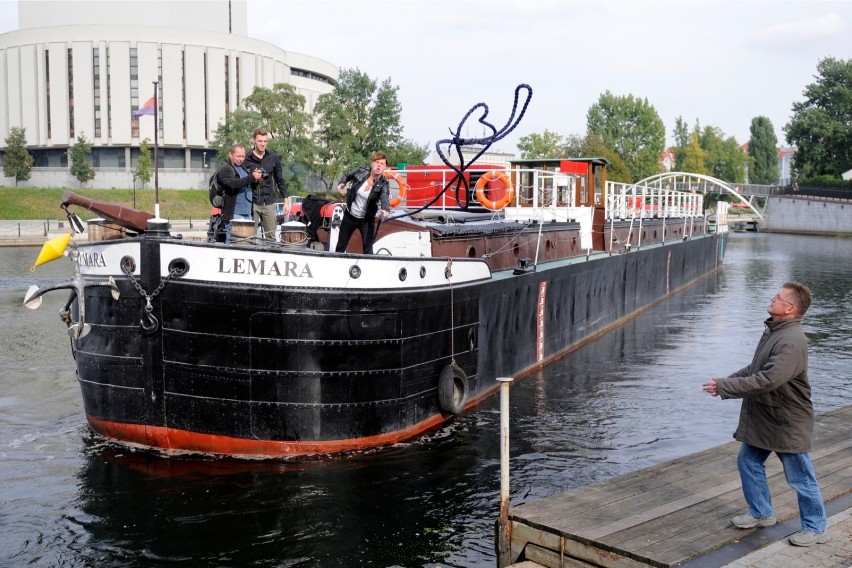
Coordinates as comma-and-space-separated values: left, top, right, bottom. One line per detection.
505, 405, 852, 567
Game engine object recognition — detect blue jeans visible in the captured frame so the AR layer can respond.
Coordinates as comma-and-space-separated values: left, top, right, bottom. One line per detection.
737, 442, 827, 533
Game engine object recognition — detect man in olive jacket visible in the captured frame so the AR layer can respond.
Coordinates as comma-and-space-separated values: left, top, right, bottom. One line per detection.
702, 281, 828, 547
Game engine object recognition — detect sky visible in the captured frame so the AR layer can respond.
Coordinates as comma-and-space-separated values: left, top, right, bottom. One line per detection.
1, 0, 850, 154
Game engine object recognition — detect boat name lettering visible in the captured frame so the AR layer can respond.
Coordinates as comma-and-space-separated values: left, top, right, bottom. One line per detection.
217, 257, 314, 279
77, 251, 107, 268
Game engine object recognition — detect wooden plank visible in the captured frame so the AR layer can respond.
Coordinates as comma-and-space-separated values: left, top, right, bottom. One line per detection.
517, 434, 852, 532
506, 406, 852, 568
524, 542, 645, 568
511, 521, 659, 568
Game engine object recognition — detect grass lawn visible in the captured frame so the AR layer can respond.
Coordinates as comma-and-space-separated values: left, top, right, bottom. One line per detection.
1, 187, 212, 221
1, 187, 326, 221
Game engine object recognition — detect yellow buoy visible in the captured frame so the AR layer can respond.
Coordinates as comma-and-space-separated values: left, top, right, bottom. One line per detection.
30, 232, 72, 271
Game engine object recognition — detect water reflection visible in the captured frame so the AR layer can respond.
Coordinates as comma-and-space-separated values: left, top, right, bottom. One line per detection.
2, 233, 852, 567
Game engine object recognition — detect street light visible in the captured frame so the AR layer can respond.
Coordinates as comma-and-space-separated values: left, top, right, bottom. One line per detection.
203, 151, 208, 169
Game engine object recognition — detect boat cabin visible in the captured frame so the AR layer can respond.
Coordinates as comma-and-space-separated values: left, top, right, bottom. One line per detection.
506, 157, 608, 210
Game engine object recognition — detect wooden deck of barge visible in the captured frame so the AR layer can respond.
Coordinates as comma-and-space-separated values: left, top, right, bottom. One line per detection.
505, 405, 852, 567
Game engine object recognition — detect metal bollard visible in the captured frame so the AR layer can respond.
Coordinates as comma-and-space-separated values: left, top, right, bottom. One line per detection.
495, 376, 514, 567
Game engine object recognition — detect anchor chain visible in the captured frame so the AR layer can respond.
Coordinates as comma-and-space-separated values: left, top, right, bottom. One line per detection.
59, 308, 73, 327
122, 263, 179, 334
445, 257, 455, 366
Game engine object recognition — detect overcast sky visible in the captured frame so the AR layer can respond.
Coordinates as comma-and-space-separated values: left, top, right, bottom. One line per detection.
2, 0, 850, 154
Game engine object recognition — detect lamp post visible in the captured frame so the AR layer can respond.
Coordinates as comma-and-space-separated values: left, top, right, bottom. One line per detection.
203, 151, 208, 169
132, 174, 138, 209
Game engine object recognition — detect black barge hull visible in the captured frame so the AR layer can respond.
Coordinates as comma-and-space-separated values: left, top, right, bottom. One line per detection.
70, 231, 726, 456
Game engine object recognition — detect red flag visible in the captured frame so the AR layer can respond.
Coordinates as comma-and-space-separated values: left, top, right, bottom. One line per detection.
134, 97, 155, 118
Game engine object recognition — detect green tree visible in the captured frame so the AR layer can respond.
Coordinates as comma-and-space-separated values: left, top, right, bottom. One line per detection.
136, 138, 153, 188
748, 116, 779, 184
681, 132, 708, 175
517, 131, 632, 183
242, 83, 313, 190
366, 77, 404, 155
785, 57, 852, 179
385, 139, 429, 170
586, 91, 666, 181
210, 84, 313, 190
672, 116, 690, 171
563, 133, 585, 157
2, 126, 34, 186
210, 107, 262, 163
70, 133, 96, 187
311, 91, 358, 194
578, 134, 632, 183
517, 129, 567, 159
699, 125, 747, 183
312, 68, 418, 188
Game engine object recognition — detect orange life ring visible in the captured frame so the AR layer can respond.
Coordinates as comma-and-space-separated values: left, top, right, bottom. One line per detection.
474, 171, 514, 210
384, 170, 408, 208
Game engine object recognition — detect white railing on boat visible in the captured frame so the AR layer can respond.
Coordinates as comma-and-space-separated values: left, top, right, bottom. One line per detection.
388, 167, 705, 219
605, 181, 704, 221
387, 167, 709, 251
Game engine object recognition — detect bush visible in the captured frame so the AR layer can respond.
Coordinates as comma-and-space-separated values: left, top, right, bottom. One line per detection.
798, 176, 852, 190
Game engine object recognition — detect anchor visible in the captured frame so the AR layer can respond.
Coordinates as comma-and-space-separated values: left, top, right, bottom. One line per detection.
22, 246, 120, 340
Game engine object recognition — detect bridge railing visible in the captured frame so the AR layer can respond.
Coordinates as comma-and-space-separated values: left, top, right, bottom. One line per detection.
779, 186, 852, 201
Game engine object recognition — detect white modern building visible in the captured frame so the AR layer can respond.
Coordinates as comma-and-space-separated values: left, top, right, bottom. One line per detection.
0, 0, 338, 189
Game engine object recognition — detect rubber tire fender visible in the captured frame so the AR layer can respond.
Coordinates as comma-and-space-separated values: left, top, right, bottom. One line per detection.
438, 364, 469, 415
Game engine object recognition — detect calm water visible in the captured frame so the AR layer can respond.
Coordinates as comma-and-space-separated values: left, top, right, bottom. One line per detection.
1, 232, 850, 567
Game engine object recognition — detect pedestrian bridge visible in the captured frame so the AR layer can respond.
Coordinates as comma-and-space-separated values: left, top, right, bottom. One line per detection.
619, 172, 764, 218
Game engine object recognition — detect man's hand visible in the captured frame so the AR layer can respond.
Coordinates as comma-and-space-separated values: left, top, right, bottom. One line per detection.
252, 169, 262, 181
378, 210, 390, 220
337, 183, 345, 195
702, 376, 719, 397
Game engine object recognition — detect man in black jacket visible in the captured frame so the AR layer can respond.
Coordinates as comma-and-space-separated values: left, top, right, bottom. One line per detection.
244, 127, 289, 240
335, 152, 391, 254
217, 143, 261, 243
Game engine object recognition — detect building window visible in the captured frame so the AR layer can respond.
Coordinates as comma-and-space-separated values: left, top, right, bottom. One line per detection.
92, 147, 126, 168
224, 54, 230, 113
93, 47, 101, 138
68, 48, 74, 137
181, 49, 186, 138
290, 67, 337, 87
31, 149, 68, 168
191, 149, 213, 170
106, 47, 112, 138
203, 52, 208, 135
130, 147, 184, 168
130, 47, 139, 137
159, 148, 185, 168
45, 50, 51, 139
157, 47, 163, 138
